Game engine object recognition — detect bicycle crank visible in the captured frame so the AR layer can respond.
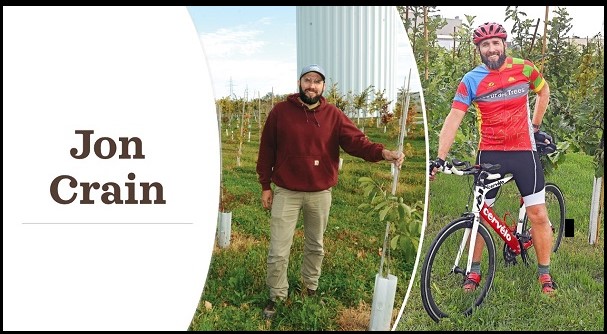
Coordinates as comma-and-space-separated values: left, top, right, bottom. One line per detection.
502, 242, 518, 265
519, 231, 534, 266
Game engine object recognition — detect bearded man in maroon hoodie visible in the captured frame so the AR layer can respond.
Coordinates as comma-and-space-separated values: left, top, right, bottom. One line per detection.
257, 64, 404, 319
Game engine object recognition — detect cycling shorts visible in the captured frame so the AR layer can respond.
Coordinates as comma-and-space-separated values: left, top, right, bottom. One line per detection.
475, 150, 545, 207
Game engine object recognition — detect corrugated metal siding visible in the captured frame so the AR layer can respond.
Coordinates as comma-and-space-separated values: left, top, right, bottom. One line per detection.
296, 6, 399, 112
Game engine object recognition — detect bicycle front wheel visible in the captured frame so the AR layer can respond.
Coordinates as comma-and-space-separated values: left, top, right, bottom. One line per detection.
420, 217, 496, 322
522, 183, 566, 263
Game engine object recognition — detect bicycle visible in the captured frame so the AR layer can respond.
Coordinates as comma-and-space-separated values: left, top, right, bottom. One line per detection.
420, 154, 566, 322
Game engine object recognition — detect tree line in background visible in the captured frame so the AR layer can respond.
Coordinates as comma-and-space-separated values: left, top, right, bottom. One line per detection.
215, 84, 424, 164
217, 6, 603, 177
399, 5, 604, 177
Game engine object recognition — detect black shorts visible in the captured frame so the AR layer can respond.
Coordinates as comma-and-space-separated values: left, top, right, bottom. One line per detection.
476, 150, 545, 203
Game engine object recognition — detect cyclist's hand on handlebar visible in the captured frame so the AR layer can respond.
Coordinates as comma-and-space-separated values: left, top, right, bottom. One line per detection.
429, 158, 445, 181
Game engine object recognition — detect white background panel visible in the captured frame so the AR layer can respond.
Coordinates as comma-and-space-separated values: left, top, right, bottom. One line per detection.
3, 6, 219, 330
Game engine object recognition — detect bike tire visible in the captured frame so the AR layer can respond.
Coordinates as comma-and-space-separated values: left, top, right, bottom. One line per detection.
420, 217, 496, 322
522, 182, 566, 254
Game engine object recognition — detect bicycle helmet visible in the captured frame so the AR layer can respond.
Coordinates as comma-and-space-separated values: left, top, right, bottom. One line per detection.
534, 130, 557, 155
473, 22, 508, 45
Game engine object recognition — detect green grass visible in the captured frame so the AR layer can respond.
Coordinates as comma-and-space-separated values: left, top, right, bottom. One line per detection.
189, 122, 427, 331
396, 152, 604, 331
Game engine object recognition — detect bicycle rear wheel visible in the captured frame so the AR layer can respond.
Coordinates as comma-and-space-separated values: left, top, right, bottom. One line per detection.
420, 217, 496, 322
522, 183, 566, 265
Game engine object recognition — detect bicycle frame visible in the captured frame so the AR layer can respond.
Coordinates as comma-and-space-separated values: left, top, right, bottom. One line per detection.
444, 164, 521, 276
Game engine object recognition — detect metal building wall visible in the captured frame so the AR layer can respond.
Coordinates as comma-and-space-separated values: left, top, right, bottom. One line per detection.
296, 6, 399, 112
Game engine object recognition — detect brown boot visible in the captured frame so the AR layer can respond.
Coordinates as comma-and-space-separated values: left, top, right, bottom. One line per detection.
263, 300, 276, 319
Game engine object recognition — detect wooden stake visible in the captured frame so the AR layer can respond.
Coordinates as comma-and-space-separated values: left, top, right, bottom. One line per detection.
424, 6, 429, 80
540, 6, 549, 73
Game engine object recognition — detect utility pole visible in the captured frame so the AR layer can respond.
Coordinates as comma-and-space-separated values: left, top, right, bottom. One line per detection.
227, 77, 238, 99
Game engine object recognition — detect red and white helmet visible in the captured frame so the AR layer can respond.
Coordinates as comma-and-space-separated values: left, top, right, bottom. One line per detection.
473, 22, 507, 45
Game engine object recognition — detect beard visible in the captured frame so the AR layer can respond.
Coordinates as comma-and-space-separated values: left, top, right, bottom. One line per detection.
481, 51, 507, 70
299, 85, 323, 105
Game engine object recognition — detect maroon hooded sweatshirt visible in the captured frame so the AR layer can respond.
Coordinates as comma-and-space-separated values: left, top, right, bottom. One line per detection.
256, 93, 385, 192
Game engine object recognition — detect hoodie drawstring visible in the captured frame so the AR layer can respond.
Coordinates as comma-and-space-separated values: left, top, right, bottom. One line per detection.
311, 111, 320, 127
303, 107, 320, 127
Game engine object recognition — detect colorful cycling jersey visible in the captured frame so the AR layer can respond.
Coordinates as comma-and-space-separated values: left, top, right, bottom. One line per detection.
451, 56, 546, 151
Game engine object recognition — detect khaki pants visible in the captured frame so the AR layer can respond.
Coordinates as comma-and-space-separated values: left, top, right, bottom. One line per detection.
266, 186, 332, 301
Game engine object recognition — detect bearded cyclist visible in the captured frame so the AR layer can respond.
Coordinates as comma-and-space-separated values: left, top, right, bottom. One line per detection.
429, 22, 557, 295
